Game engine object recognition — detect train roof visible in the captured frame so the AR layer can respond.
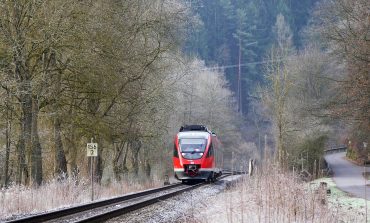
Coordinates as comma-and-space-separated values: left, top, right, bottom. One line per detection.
177, 125, 217, 139
177, 131, 210, 139
179, 125, 208, 132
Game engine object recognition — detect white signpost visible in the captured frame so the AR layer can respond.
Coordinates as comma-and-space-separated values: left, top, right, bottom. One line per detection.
364, 142, 368, 222
87, 143, 98, 157
87, 139, 98, 201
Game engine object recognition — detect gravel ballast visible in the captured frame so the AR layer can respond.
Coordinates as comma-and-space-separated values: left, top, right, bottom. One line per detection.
108, 175, 243, 223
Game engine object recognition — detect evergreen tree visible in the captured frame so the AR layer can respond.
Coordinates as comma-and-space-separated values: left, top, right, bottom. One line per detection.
185, 0, 319, 115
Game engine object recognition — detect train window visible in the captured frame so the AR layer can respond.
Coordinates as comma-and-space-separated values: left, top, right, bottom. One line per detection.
179, 138, 207, 153
173, 143, 179, 158
206, 143, 214, 157
179, 138, 207, 159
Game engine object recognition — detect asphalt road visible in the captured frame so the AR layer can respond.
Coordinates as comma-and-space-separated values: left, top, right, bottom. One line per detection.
325, 152, 370, 200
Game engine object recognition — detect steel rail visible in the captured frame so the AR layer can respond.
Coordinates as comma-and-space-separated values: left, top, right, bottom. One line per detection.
75, 182, 204, 223
7, 174, 236, 223
76, 174, 232, 223
6, 183, 182, 223
222, 170, 248, 175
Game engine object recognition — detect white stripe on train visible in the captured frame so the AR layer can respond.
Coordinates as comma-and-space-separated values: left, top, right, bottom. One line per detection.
174, 168, 219, 172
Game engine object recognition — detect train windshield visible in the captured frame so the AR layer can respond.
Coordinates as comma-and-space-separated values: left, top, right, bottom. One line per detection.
179, 138, 207, 159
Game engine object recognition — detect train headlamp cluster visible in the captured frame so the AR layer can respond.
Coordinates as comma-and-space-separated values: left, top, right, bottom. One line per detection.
181, 152, 204, 156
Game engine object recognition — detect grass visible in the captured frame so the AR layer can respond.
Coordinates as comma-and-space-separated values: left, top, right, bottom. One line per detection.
311, 177, 368, 216
0, 175, 162, 221
189, 163, 365, 223
2, 165, 366, 222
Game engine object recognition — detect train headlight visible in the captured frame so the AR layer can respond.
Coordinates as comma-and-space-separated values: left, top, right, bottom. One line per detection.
200, 153, 203, 156
182, 153, 186, 156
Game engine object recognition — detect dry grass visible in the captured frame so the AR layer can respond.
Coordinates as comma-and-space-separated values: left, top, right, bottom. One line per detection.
0, 175, 161, 221
191, 163, 365, 223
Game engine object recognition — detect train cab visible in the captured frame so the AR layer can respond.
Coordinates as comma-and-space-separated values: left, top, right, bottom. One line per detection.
173, 125, 222, 182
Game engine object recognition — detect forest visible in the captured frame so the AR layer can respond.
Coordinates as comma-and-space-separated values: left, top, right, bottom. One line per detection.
0, 0, 369, 189
186, 0, 369, 172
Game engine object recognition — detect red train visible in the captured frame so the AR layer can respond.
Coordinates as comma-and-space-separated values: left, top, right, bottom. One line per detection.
173, 125, 223, 182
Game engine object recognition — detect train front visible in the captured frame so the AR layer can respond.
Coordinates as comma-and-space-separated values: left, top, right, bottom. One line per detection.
173, 131, 214, 181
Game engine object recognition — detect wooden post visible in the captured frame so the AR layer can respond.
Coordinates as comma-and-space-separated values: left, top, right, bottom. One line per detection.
164, 174, 170, 185
232, 152, 234, 174
249, 159, 254, 176
264, 134, 267, 160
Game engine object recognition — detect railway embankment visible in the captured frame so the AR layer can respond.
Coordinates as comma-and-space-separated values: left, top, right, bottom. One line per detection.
3, 174, 243, 223
189, 166, 364, 223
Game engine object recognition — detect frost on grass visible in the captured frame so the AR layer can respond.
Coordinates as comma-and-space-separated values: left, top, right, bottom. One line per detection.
310, 177, 368, 219
0, 175, 161, 221
191, 165, 365, 223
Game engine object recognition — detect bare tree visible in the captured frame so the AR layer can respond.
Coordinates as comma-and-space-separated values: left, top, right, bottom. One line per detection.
263, 14, 295, 166
314, 0, 369, 127
311, 0, 369, 158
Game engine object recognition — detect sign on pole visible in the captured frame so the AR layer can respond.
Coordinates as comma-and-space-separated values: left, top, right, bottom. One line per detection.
87, 143, 98, 157
87, 140, 98, 201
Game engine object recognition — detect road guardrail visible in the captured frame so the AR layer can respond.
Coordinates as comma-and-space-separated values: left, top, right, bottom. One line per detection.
324, 146, 347, 154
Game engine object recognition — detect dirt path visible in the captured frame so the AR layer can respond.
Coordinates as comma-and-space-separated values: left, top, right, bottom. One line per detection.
325, 152, 370, 200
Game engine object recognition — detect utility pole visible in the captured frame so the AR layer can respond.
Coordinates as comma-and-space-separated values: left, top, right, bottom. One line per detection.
238, 37, 242, 114
264, 134, 267, 160
236, 40, 258, 115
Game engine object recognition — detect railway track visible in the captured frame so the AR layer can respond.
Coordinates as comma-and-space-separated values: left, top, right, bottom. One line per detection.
223, 169, 247, 175
7, 174, 235, 223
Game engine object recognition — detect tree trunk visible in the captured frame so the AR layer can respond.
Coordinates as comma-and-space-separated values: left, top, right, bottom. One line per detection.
144, 159, 151, 178
113, 141, 129, 181
4, 121, 10, 187
54, 117, 67, 178
51, 52, 68, 178
65, 98, 79, 178
17, 84, 32, 185
278, 121, 282, 162
31, 98, 43, 186
3, 91, 12, 187
65, 127, 78, 178
141, 145, 151, 178
130, 140, 141, 176
11, 1, 32, 186
95, 141, 103, 183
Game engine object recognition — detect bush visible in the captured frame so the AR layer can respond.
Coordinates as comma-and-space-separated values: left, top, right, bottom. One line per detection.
290, 135, 328, 177
346, 148, 357, 160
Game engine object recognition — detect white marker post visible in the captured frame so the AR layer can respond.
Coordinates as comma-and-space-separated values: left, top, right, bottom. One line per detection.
364, 142, 368, 222
87, 139, 98, 201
